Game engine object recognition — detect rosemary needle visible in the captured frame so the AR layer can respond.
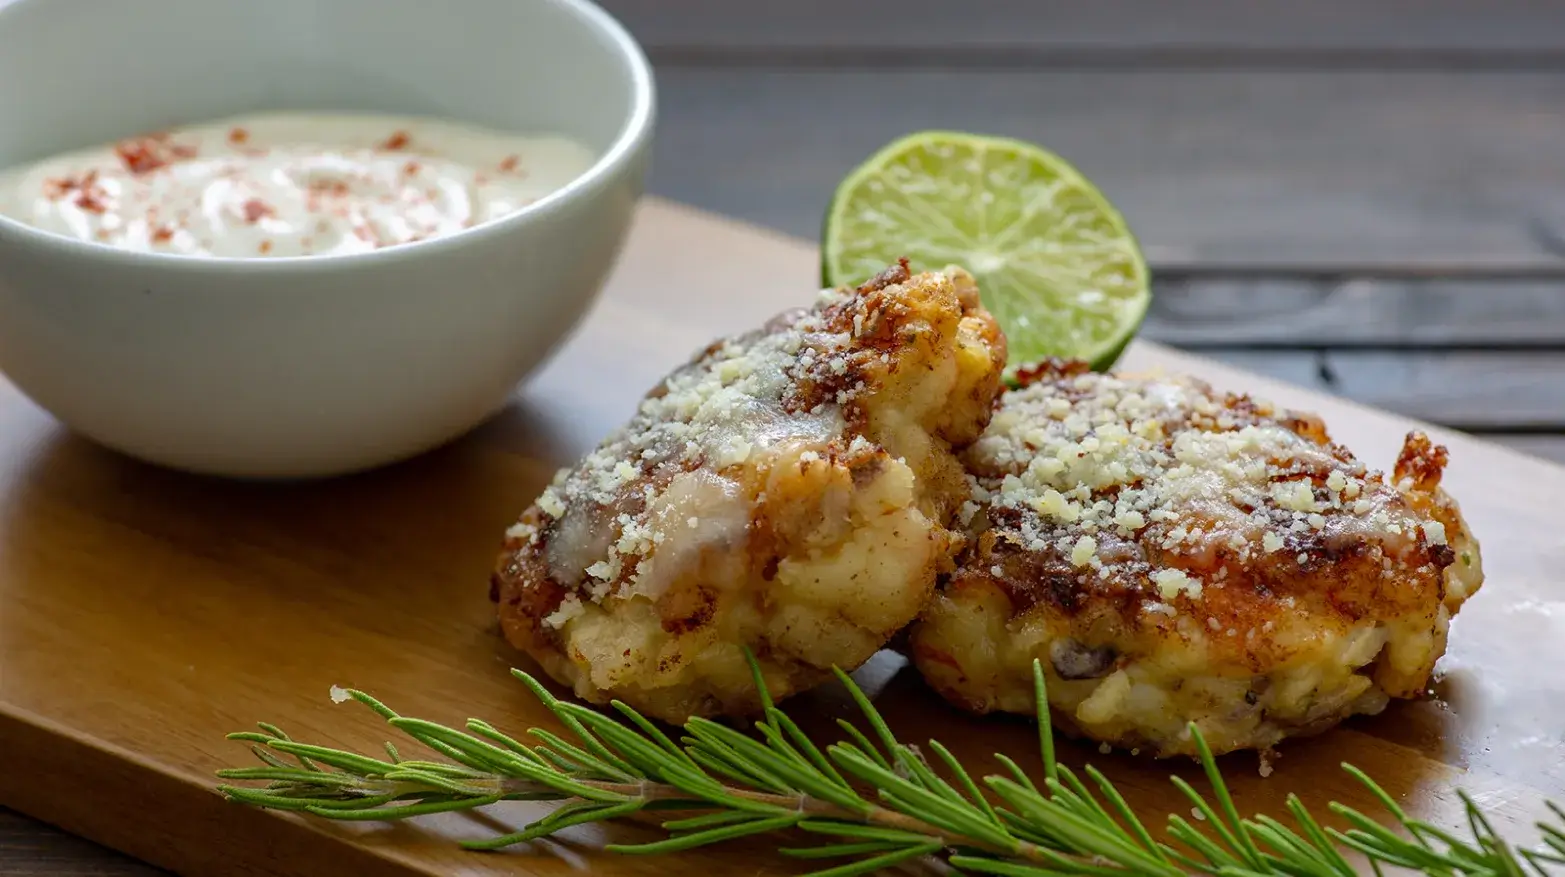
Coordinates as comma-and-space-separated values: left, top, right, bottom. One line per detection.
218, 657, 1561, 876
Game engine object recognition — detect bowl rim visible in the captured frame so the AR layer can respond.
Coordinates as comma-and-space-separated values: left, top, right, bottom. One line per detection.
0, 0, 656, 274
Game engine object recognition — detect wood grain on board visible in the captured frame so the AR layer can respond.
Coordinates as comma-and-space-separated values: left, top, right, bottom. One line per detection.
2, 199, 1564, 877
11, 0, 1565, 869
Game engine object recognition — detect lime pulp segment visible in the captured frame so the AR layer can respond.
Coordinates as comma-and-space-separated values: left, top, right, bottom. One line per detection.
821, 131, 1150, 371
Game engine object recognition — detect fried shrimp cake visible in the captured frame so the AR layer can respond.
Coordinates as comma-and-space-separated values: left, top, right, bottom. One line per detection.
492, 260, 1007, 723
911, 359, 1483, 758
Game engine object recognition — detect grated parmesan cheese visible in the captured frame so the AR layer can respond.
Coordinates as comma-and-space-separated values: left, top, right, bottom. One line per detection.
1153, 568, 1202, 600
957, 364, 1442, 613
537, 488, 566, 519
1071, 535, 1098, 567
542, 594, 586, 629
501, 266, 1001, 608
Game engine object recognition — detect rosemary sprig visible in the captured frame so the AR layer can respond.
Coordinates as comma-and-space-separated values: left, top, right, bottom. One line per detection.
218, 660, 1563, 876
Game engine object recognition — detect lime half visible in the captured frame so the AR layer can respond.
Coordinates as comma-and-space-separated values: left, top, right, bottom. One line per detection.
822, 131, 1150, 372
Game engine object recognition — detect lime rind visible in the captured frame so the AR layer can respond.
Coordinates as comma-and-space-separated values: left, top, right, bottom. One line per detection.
821, 130, 1150, 373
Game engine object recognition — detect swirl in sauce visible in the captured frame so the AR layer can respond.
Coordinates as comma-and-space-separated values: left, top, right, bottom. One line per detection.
0, 112, 595, 258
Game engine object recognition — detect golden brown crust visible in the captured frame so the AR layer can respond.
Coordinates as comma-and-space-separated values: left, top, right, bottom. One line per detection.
911, 361, 1484, 757
1394, 430, 1449, 493
491, 263, 1006, 722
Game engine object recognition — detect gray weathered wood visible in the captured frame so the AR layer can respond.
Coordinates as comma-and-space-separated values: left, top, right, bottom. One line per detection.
597, 0, 1565, 59
1197, 350, 1565, 429
648, 69, 1565, 266
12, 1, 1565, 873
0, 811, 160, 877
1144, 279, 1565, 347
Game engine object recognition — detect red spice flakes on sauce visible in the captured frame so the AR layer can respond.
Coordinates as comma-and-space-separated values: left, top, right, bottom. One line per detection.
43, 171, 108, 213
242, 198, 275, 223
473, 173, 489, 185
352, 224, 387, 248
498, 155, 519, 172
74, 192, 106, 214
258, 240, 273, 255
42, 177, 73, 200
71, 171, 109, 214
309, 178, 350, 197
403, 160, 421, 176
112, 130, 198, 174
151, 226, 176, 244
380, 130, 411, 151
228, 127, 249, 145
115, 139, 168, 175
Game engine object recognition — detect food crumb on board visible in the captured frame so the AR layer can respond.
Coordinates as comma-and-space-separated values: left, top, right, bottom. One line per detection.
1258, 748, 1278, 778
329, 685, 351, 704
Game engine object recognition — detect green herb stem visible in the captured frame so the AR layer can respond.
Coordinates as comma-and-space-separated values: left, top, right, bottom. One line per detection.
216, 658, 1561, 877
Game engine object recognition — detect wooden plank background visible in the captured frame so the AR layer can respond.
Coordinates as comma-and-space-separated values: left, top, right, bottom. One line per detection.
645, 68, 1565, 266
600, 0, 1565, 57
601, 0, 1565, 469
5, 2, 1565, 874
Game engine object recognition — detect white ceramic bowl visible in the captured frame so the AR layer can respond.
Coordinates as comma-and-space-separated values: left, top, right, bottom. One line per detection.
0, 0, 653, 478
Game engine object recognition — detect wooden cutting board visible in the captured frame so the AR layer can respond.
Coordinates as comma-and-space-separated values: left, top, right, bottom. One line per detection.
2, 198, 1562, 876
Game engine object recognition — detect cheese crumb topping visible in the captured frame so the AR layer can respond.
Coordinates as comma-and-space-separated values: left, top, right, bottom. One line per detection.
1273, 480, 1319, 512
543, 594, 586, 629
537, 489, 566, 519
962, 365, 1435, 609
1153, 568, 1202, 599
509, 265, 994, 613
1071, 535, 1098, 567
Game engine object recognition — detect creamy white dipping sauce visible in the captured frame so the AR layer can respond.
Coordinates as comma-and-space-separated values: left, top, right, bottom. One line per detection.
0, 112, 596, 258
